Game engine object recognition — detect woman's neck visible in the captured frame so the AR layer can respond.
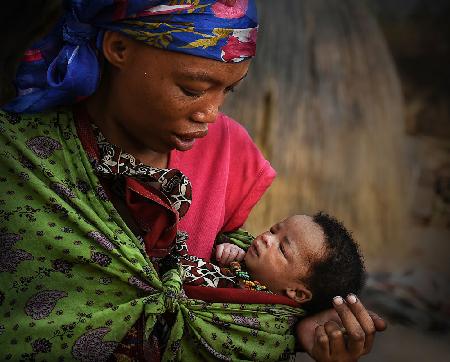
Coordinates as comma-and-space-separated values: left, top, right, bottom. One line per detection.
82, 86, 169, 169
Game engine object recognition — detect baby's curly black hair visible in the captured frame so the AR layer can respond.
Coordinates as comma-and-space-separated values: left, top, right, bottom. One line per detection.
302, 212, 366, 313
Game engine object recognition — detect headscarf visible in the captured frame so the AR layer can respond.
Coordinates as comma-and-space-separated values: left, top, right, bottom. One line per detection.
3, 0, 258, 113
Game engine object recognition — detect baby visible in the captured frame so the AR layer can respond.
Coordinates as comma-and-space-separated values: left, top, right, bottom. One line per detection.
182, 212, 366, 313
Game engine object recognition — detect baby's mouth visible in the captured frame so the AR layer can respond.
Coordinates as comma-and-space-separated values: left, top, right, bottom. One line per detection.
249, 242, 260, 257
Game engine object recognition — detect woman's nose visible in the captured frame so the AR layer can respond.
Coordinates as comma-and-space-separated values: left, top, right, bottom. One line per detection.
190, 105, 218, 124
190, 94, 224, 124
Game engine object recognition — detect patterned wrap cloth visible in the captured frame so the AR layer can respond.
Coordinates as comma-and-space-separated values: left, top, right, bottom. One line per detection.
3, 0, 258, 113
0, 109, 303, 361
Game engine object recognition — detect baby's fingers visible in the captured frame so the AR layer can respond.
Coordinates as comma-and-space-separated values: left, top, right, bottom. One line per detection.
236, 248, 245, 261
224, 247, 239, 265
220, 247, 232, 266
215, 244, 225, 263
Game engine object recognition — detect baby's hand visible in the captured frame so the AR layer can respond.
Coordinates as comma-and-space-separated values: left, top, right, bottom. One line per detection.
215, 243, 245, 266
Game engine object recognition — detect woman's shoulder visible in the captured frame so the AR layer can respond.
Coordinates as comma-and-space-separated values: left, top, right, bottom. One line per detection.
0, 108, 73, 127
215, 112, 251, 135
204, 112, 255, 148
0, 108, 76, 147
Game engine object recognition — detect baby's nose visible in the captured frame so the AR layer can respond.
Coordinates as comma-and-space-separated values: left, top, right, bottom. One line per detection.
261, 232, 274, 247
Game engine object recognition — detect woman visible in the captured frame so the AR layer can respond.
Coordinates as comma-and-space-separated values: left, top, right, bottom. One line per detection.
0, 0, 385, 361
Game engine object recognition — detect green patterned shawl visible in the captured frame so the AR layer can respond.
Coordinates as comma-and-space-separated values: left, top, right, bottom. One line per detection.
0, 109, 303, 361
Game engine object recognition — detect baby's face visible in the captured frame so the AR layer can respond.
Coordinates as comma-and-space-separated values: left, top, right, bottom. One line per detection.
244, 215, 326, 298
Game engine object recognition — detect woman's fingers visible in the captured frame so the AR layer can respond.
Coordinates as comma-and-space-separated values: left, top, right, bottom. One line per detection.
311, 324, 330, 361
344, 294, 376, 353
368, 310, 387, 332
324, 321, 346, 360
299, 300, 386, 362
310, 322, 348, 362
332, 296, 365, 357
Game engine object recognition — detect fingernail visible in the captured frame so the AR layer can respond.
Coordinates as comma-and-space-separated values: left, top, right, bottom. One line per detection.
333, 296, 343, 305
370, 313, 382, 320
347, 294, 357, 304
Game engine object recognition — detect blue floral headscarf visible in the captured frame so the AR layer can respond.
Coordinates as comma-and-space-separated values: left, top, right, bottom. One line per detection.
4, 0, 258, 113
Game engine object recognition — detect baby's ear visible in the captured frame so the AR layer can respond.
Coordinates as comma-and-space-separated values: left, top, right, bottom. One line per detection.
286, 285, 312, 304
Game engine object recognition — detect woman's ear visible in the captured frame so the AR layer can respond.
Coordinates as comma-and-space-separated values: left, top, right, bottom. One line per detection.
102, 31, 133, 69
286, 285, 312, 304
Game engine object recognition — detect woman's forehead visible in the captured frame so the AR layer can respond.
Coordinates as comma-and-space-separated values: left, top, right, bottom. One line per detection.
133, 43, 251, 83
174, 67, 249, 87
172, 54, 251, 82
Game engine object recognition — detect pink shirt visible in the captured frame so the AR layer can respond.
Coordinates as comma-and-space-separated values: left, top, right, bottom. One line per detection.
169, 113, 276, 261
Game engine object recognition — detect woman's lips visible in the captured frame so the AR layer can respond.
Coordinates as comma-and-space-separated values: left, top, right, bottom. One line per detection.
180, 130, 208, 139
173, 130, 208, 151
173, 135, 196, 151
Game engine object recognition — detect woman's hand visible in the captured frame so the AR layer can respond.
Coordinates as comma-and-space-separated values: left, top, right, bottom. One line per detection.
297, 294, 387, 362
215, 243, 246, 266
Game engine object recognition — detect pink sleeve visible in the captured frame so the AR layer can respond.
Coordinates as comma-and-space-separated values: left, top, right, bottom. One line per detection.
221, 117, 276, 232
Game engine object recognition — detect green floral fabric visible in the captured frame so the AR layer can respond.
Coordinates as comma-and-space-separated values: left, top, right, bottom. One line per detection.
0, 109, 303, 361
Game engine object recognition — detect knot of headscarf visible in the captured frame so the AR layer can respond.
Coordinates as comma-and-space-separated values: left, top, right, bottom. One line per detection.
4, 0, 258, 113
62, 15, 97, 45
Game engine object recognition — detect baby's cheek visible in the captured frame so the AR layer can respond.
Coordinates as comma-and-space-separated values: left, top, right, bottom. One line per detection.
243, 250, 251, 263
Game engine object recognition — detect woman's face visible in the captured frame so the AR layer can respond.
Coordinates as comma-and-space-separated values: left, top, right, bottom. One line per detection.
97, 34, 250, 158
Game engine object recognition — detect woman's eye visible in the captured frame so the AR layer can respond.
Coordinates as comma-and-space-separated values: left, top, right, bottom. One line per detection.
224, 86, 235, 94
278, 244, 285, 256
180, 86, 204, 98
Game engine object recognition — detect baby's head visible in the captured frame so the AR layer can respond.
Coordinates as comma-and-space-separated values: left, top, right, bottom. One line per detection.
244, 212, 365, 312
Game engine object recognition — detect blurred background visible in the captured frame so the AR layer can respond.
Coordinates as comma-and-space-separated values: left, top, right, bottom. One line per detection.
222, 0, 450, 361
